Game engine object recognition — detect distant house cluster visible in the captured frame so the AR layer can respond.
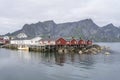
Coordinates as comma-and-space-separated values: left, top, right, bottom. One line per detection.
55, 38, 92, 46
2, 33, 92, 46
10, 37, 92, 46
0, 36, 10, 44
10, 37, 42, 46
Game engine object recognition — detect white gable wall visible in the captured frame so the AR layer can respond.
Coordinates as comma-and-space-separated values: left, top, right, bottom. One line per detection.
10, 37, 42, 45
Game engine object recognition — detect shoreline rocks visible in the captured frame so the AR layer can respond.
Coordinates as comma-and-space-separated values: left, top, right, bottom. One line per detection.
2, 44, 111, 55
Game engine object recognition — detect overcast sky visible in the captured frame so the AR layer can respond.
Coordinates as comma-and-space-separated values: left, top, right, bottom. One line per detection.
0, 0, 120, 34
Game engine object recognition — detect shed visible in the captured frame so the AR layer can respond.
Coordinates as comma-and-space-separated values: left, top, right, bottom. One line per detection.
78, 39, 86, 45
56, 38, 66, 45
70, 39, 78, 45
87, 40, 92, 45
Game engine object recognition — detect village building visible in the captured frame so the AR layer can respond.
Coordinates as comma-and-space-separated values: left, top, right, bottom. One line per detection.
10, 37, 42, 45
0, 37, 10, 44
39, 38, 56, 46
78, 39, 86, 45
0, 37, 4, 45
86, 40, 92, 45
70, 39, 78, 45
3, 36, 10, 40
55, 38, 67, 45
17, 33, 28, 39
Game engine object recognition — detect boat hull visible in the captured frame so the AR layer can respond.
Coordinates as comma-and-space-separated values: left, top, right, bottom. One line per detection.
18, 45, 29, 51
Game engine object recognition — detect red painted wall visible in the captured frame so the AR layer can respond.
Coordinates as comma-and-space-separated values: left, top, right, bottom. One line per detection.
71, 39, 77, 45
87, 40, 92, 45
56, 38, 66, 45
78, 40, 86, 45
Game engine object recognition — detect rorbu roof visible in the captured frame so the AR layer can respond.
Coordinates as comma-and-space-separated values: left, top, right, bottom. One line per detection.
55, 37, 80, 41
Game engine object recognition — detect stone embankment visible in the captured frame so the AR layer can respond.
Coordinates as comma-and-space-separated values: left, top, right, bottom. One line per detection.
2, 44, 111, 55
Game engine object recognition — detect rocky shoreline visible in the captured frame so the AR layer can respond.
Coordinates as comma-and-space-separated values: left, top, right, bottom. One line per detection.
1, 44, 111, 55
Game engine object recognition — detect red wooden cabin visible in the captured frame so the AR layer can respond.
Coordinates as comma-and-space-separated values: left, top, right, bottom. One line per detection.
87, 40, 92, 45
0, 38, 10, 44
70, 39, 77, 45
78, 39, 86, 45
56, 38, 66, 45
4, 40, 10, 44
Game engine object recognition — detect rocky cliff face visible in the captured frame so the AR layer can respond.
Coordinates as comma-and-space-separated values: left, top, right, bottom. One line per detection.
95, 24, 120, 42
5, 19, 120, 42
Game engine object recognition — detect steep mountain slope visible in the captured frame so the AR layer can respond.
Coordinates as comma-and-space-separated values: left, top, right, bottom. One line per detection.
5, 19, 120, 42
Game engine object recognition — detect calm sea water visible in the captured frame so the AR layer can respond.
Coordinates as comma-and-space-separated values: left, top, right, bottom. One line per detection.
0, 43, 120, 80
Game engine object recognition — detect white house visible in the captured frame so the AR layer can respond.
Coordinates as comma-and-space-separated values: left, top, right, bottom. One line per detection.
3, 36, 10, 40
17, 33, 28, 39
10, 37, 42, 45
39, 38, 56, 46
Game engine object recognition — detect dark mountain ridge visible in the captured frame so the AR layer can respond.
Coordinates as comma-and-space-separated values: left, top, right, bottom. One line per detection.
5, 19, 120, 42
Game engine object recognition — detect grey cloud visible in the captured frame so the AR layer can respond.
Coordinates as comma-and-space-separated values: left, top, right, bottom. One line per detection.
0, 0, 120, 34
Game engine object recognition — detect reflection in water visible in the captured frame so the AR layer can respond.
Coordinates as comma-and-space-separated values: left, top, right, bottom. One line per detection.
17, 50, 31, 61
16, 50, 96, 67
54, 53, 66, 66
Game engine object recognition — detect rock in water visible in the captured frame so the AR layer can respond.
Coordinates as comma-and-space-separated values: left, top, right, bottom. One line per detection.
58, 49, 63, 53
79, 50, 82, 54
105, 52, 110, 55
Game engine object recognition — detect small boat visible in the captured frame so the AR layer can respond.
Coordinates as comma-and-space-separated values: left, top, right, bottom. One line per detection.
18, 45, 29, 51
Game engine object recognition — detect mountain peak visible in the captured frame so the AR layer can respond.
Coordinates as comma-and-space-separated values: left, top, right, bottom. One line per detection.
23, 24, 29, 26
80, 18, 93, 22
43, 20, 55, 24
106, 23, 114, 27
103, 23, 117, 29
22, 24, 30, 29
